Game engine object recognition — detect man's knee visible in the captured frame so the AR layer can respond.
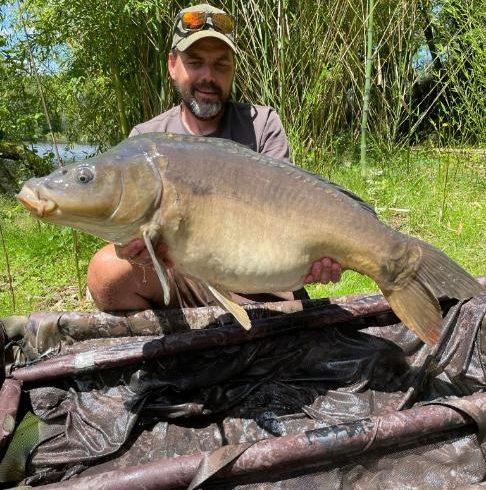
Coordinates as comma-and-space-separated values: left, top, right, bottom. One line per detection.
87, 244, 152, 311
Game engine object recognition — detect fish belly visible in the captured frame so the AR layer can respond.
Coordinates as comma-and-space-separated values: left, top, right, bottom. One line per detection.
162, 191, 385, 293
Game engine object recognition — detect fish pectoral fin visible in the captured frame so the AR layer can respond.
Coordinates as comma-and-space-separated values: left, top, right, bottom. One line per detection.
142, 229, 171, 306
207, 285, 252, 330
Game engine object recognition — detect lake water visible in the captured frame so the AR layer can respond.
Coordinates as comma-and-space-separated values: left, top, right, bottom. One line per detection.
29, 142, 97, 164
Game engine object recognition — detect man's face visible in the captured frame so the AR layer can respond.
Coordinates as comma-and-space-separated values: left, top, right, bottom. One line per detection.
168, 37, 235, 120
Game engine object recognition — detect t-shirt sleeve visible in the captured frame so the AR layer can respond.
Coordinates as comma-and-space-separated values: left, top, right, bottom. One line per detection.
128, 126, 141, 138
258, 109, 291, 162
127, 108, 183, 138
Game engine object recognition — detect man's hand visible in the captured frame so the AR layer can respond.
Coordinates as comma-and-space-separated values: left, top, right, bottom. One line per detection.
115, 238, 169, 267
303, 257, 342, 285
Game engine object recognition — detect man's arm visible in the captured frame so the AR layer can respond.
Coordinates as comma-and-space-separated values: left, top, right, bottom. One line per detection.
257, 108, 290, 161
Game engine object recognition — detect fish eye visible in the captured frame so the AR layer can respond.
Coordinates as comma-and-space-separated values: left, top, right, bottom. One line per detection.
77, 167, 94, 184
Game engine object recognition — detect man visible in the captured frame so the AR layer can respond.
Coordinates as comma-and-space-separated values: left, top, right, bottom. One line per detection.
87, 3, 342, 311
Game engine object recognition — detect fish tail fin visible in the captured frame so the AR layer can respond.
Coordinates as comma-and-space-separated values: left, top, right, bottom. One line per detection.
381, 241, 483, 346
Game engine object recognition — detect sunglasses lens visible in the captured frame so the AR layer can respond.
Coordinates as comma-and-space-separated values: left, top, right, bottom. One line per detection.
181, 12, 206, 30
212, 13, 234, 34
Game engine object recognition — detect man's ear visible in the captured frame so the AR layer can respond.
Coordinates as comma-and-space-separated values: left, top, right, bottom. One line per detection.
168, 51, 176, 80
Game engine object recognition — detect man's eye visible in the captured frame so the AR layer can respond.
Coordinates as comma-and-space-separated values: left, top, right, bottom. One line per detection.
215, 63, 231, 72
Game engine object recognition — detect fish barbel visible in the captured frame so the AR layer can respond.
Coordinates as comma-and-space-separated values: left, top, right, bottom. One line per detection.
17, 132, 483, 344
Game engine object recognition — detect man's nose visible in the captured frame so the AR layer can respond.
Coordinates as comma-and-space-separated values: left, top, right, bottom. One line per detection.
199, 64, 216, 82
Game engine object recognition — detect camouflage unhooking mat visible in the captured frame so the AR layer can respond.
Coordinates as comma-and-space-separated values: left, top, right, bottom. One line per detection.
1, 280, 485, 489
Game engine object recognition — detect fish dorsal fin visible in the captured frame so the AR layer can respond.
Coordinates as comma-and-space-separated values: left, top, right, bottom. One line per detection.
204, 139, 378, 218
295, 168, 377, 217
206, 285, 252, 330
202, 138, 378, 218
325, 179, 377, 217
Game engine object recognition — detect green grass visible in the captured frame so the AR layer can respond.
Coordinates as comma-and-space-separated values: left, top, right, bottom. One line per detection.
0, 149, 485, 315
0, 197, 103, 315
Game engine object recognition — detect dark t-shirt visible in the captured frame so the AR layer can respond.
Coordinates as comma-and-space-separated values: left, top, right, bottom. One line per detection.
130, 102, 290, 161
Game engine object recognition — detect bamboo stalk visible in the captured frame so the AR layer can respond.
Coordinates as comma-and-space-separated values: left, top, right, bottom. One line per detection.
71, 225, 83, 302
360, 0, 375, 173
439, 155, 451, 224
16, 0, 62, 166
110, 61, 130, 138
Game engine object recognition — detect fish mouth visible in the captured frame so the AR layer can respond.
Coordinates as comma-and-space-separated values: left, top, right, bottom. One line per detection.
16, 187, 58, 218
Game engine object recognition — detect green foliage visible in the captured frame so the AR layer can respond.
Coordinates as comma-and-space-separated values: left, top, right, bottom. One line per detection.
0, 1, 65, 142
0, 141, 54, 195
19, 0, 184, 145
432, 0, 486, 144
0, 0, 483, 147
0, 47, 44, 141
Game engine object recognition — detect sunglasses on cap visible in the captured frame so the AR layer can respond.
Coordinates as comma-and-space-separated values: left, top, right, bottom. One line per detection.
176, 11, 235, 35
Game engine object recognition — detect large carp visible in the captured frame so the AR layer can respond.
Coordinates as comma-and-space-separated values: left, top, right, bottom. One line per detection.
17, 132, 482, 345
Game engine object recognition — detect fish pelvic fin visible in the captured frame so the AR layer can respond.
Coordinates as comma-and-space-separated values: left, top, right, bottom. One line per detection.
207, 285, 252, 330
381, 240, 483, 346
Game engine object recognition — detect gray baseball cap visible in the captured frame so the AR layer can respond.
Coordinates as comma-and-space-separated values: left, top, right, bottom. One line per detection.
171, 4, 236, 53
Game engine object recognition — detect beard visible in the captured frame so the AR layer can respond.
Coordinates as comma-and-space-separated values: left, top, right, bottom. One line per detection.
175, 80, 229, 120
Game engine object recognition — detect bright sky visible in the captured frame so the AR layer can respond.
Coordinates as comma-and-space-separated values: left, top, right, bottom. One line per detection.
0, 2, 15, 38
1, 2, 64, 73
